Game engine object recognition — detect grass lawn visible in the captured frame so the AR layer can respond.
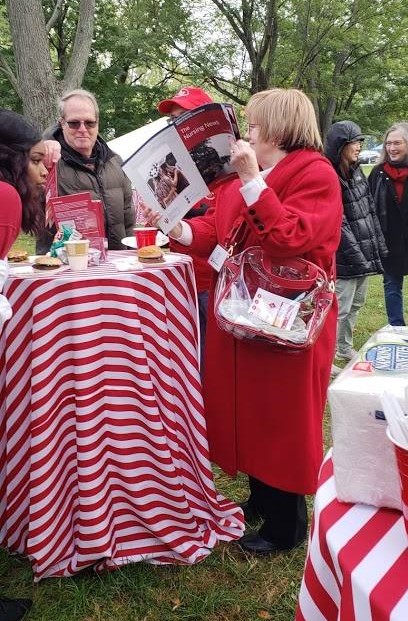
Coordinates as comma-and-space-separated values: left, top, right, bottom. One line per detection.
0, 238, 389, 620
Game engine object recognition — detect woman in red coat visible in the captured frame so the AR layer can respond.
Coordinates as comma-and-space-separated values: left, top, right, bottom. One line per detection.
145, 89, 342, 555
0, 108, 47, 621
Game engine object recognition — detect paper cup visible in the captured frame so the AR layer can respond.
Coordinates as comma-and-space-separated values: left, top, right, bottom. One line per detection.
133, 227, 157, 248
64, 239, 89, 271
386, 427, 408, 537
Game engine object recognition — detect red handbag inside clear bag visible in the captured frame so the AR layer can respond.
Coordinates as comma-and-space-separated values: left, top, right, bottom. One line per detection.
214, 246, 334, 350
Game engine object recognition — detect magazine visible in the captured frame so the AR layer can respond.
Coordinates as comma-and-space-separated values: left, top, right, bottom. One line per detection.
122, 103, 240, 234
48, 191, 107, 259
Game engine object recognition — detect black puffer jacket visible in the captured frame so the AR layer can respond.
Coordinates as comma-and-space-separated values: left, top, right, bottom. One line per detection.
368, 165, 408, 275
325, 121, 387, 278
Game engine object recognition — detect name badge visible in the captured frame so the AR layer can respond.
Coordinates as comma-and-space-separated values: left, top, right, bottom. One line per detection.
208, 244, 230, 272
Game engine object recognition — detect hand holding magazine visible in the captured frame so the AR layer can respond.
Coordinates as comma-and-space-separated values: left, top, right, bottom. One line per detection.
122, 103, 240, 234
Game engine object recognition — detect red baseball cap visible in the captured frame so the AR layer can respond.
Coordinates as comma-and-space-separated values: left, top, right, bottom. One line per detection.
157, 86, 213, 114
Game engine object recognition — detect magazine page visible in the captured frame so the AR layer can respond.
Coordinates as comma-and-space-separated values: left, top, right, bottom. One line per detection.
122, 125, 209, 234
122, 103, 239, 234
173, 102, 238, 187
48, 192, 107, 259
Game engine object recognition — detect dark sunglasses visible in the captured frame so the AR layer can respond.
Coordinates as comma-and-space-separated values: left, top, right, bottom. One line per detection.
64, 119, 97, 129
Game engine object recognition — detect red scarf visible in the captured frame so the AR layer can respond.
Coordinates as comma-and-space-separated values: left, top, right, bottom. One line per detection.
383, 162, 408, 202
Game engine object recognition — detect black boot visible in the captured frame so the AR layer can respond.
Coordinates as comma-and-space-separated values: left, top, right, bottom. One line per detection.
0, 598, 32, 621
239, 500, 263, 524
239, 478, 308, 555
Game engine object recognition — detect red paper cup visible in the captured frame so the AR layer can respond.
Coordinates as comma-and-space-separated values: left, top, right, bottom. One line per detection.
133, 227, 157, 248
386, 427, 408, 537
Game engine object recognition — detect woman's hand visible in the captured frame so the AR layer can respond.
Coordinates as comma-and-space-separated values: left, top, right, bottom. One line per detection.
141, 204, 183, 239
43, 140, 61, 168
230, 139, 260, 184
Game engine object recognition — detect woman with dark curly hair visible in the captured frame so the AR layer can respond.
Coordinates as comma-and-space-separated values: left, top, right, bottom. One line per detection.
0, 109, 48, 621
0, 109, 46, 244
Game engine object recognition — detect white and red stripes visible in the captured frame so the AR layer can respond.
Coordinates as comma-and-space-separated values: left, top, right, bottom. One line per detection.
296, 450, 408, 621
0, 252, 244, 580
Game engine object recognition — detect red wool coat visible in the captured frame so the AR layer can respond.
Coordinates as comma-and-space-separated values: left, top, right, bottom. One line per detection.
170, 194, 216, 292
188, 149, 343, 494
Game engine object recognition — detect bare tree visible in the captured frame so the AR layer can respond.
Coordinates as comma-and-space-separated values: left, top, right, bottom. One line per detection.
4, 0, 95, 130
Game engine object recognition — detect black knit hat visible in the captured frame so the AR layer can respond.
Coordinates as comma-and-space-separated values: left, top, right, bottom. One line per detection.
0, 109, 41, 151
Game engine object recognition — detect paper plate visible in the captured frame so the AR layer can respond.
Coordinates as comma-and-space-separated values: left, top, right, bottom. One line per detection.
121, 232, 169, 249
112, 253, 180, 271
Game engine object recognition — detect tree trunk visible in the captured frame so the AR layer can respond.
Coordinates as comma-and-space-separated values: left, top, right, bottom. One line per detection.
6, 0, 59, 131
62, 0, 95, 91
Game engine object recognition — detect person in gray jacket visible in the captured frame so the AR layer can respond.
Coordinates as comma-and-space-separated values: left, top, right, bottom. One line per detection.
36, 89, 134, 253
325, 121, 388, 372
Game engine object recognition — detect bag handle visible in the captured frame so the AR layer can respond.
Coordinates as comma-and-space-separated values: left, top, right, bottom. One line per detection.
224, 218, 249, 256
224, 219, 335, 290
257, 255, 320, 290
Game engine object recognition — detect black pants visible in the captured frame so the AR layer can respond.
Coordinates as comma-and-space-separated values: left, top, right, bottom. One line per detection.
248, 476, 308, 549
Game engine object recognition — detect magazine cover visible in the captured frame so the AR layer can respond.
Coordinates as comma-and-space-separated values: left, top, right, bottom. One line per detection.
48, 191, 107, 259
122, 103, 240, 234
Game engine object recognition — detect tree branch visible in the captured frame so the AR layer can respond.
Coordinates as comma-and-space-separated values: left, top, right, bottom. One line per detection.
63, 0, 95, 90
0, 49, 19, 95
46, 0, 65, 33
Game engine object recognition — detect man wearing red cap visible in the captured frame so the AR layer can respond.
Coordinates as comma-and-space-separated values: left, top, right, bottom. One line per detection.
157, 86, 215, 371
157, 86, 213, 118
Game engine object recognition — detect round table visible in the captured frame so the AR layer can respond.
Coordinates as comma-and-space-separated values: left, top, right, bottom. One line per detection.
0, 251, 243, 580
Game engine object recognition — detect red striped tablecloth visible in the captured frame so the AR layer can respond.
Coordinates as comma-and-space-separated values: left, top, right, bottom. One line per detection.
296, 450, 408, 621
0, 251, 244, 580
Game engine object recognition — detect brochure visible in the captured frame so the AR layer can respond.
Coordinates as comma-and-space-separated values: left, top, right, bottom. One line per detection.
48, 191, 107, 259
122, 103, 240, 234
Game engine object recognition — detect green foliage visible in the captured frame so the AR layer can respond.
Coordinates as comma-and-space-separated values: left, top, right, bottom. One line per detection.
1, 1, 408, 136
85, 0, 196, 137
0, 1, 20, 112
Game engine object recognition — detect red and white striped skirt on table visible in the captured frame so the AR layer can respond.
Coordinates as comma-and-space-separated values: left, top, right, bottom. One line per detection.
296, 450, 408, 621
0, 252, 244, 580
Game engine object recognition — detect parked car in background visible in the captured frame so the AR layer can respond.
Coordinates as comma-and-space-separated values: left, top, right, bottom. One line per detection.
358, 149, 380, 164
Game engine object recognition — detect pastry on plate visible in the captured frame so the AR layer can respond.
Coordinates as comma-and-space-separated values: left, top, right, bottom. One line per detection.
7, 249, 28, 262
33, 256, 62, 271
137, 245, 165, 264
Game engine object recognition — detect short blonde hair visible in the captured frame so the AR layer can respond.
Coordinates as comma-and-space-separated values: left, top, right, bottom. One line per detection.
245, 88, 323, 152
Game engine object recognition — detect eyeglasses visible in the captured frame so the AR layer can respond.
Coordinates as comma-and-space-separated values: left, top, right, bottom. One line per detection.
64, 119, 97, 129
385, 141, 404, 147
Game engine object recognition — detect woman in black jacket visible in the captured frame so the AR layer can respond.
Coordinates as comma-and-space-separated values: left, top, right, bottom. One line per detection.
368, 122, 408, 325
325, 121, 387, 368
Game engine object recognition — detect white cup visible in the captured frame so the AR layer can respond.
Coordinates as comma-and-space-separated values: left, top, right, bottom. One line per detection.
64, 240, 90, 272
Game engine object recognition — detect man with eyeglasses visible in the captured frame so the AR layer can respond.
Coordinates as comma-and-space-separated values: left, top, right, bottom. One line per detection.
157, 86, 214, 371
36, 88, 134, 254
